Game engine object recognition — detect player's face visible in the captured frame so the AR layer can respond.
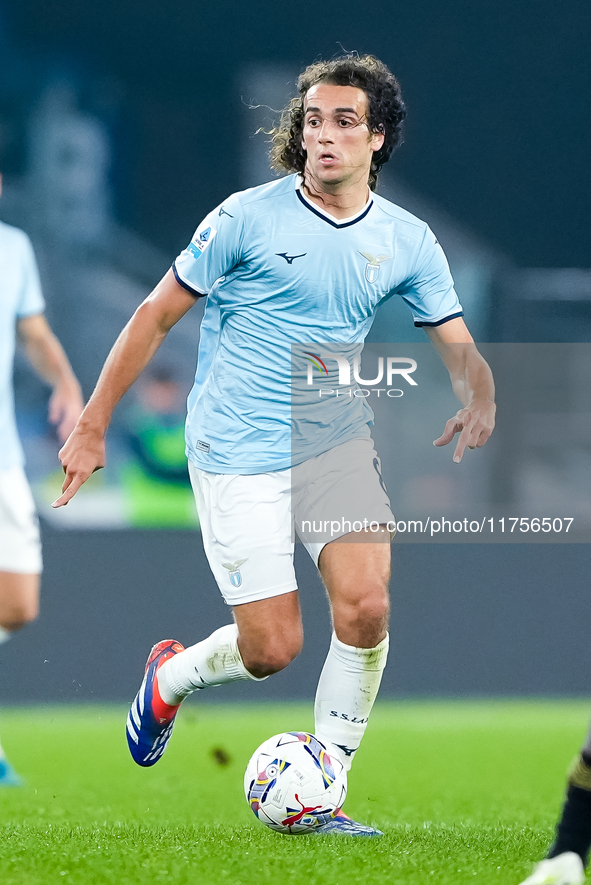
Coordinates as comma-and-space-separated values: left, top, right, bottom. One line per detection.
301, 84, 384, 191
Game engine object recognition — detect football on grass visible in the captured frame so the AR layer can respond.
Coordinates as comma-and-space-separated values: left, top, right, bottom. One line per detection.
244, 731, 347, 834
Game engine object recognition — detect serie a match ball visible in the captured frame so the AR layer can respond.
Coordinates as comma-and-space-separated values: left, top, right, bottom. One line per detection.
244, 732, 347, 834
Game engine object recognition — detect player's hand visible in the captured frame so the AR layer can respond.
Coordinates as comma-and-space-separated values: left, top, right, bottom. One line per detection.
48, 382, 84, 443
433, 399, 496, 463
52, 423, 106, 508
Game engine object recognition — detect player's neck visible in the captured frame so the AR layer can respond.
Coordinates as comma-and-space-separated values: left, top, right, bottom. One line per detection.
301, 170, 371, 220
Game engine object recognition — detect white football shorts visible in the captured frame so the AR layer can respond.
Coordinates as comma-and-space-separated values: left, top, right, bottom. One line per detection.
189, 437, 394, 606
0, 466, 42, 574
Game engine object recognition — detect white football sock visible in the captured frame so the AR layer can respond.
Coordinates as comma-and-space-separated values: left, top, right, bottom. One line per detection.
157, 623, 265, 704
314, 632, 389, 772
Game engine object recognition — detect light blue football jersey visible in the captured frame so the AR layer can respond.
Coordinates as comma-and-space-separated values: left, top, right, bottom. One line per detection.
173, 174, 462, 474
0, 222, 45, 469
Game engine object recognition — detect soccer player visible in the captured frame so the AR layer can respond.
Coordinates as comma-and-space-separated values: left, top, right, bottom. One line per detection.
0, 172, 83, 785
54, 55, 495, 833
519, 739, 591, 884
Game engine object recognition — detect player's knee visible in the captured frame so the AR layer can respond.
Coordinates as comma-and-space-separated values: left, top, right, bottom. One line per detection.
0, 599, 39, 631
360, 589, 390, 624
242, 633, 303, 679
335, 588, 390, 639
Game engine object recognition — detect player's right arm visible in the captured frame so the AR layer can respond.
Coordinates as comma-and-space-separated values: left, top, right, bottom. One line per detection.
52, 269, 198, 508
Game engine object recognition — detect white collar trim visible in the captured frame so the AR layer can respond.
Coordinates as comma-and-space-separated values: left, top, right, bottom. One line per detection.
295, 177, 373, 224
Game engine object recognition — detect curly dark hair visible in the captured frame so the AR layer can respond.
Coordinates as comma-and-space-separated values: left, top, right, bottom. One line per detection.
270, 54, 406, 191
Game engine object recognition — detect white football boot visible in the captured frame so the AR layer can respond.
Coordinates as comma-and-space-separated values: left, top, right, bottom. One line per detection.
519, 852, 585, 885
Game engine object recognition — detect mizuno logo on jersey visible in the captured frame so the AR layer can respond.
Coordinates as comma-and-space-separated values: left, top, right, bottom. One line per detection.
219, 205, 234, 218
276, 252, 307, 265
358, 251, 392, 283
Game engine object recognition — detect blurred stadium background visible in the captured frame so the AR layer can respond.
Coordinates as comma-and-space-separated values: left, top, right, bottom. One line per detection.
0, 0, 590, 703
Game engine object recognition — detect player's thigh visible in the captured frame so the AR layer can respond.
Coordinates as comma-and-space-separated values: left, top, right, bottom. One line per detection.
295, 436, 395, 564
319, 528, 391, 605
295, 438, 393, 644
188, 463, 298, 606
316, 513, 392, 648
232, 590, 303, 672
0, 571, 40, 629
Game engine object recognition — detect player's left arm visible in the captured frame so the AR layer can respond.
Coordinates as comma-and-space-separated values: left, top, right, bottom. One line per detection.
17, 313, 84, 442
425, 317, 496, 463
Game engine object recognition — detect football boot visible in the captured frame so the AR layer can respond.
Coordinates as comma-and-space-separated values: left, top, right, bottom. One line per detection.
518, 852, 585, 885
126, 639, 184, 767
313, 808, 383, 837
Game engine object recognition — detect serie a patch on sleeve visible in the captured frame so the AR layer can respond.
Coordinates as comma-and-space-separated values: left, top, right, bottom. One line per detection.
187, 223, 217, 258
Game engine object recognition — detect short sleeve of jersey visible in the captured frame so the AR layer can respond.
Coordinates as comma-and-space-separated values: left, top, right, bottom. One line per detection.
16, 232, 45, 318
395, 226, 463, 327
172, 193, 245, 297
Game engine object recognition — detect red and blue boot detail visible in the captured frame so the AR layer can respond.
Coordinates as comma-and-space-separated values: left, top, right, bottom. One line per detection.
126, 639, 184, 767
314, 808, 384, 837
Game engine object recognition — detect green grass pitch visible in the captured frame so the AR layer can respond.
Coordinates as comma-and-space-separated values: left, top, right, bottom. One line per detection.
0, 700, 588, 884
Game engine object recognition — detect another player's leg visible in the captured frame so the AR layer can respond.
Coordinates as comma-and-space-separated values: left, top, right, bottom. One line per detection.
0, 570, 39, 786
0, 734, 23, 786
518, 853, 585, 885
519, 744, 591, 885
312, 529, 391, 836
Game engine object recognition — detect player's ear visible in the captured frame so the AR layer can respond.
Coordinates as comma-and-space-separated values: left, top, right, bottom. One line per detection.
370, 127, 385, 152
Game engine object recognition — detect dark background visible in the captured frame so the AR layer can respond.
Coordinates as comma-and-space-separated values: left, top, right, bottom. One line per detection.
1, 0, 590, 264
2, 525, 590, 703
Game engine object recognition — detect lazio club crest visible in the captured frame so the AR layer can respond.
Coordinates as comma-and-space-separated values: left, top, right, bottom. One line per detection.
358, 251, 392, 283
222, 559, 248, 588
